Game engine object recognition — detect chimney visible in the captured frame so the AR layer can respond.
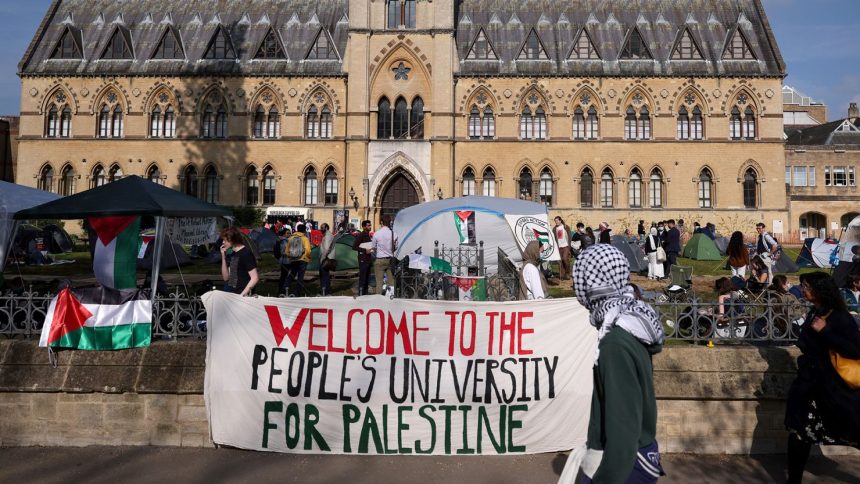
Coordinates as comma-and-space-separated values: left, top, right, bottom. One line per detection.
850, 102, 859, 119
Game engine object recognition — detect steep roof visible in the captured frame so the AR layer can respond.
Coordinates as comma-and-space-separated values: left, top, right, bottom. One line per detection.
455, 0, 786, 77
786, 118, 860, 147
19, 0, 348, 77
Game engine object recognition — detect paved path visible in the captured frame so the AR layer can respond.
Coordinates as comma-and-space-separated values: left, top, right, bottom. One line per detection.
1, 447, 859, 483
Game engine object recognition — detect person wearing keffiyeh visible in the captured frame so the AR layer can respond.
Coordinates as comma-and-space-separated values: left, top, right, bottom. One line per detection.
562, 244, 665, 484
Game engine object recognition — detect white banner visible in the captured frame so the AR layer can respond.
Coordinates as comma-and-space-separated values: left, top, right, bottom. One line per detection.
202, 292, 596, 455
504, 214, 561, 261
167, 217, 217, 245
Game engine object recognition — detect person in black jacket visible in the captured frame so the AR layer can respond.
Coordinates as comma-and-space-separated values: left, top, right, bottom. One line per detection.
662, 219, 681, 276
784, 272, 860, 483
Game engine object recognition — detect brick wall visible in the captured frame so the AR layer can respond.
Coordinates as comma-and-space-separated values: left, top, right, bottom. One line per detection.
1, 340, 858, 455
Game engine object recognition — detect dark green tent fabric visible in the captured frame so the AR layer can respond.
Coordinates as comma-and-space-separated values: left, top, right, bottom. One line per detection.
15, 175, 231, 220
307, 233, 359, 272
682, 233, 722, 261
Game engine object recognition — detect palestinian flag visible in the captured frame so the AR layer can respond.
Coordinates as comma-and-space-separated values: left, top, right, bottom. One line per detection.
408, 254, 453, 274
90, 216, 141, 289
39, 287, 152, 350
449, 276, 487, 301
454, 211, 476, 245
532, 228, 550, 248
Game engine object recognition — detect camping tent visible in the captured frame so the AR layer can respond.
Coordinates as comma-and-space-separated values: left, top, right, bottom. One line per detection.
610, 236, 648, 274
682, 233, 722, 261
0, 181, 62, 273
15, 176, 230, 295
772, 251, 799, 274
307, 233, 359, 272
795, 238, 839, 268
249, 227, 278, 254
833, 215, 860, 286
42, 224, 74, 253
393, 197, 559, 274
138, 237, 191, 270
713, 236, 729, 256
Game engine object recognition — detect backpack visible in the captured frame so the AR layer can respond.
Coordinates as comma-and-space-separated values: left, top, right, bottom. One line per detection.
287, 235, 305, 259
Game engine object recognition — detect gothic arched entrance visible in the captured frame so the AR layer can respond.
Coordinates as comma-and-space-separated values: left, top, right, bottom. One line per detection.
379, 172, 420, 220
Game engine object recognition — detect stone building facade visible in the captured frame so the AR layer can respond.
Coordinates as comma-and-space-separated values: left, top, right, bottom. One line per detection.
17, 0, 788, 234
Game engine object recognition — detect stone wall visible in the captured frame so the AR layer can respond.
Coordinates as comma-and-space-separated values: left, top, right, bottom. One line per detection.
1, 340, 857, 455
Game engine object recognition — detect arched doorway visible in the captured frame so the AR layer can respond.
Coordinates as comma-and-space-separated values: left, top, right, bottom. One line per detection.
841, 212, 860, 230
379, 172, 419, 220
799, 212, 827, 239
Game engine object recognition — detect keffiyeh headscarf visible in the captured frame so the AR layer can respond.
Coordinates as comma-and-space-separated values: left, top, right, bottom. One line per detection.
573, 244, 664, 364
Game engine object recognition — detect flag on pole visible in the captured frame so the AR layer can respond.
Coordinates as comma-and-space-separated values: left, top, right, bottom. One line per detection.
448, 276, 487, 301
39, 287, 152, 350
89, 216, 141, 289
453, 211, 476, 245
407, 254, 453, 274
532, 228, 551, 248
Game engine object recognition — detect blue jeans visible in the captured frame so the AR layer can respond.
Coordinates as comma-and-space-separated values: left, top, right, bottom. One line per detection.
284, 261, 307, 296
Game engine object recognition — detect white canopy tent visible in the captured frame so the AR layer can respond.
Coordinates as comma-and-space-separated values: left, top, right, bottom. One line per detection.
838, 215, 860, 262
393, 196, 559, 274
0, 181, 61, 274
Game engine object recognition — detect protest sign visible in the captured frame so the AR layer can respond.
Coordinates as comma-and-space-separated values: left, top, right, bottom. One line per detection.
168, 217, 217, 245
202, 292, 595, 455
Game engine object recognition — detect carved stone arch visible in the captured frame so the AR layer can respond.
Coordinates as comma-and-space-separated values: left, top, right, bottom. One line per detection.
615, 81, 660, 113
370, 44, 432, 111
697, 164, 717, 181
459, 163, 478, 179
670, 84, 710, 114
321, 161, 339, 177
647, 164, 666, 177
578, 163, 596, 177
40, 83, 79, 115
537, 159, 560, 177
89, 82, 130, 114
369, 151, 431, 204
599, 164, 616, 178
514, 83, 553, 113
300, 160, 320, 177
247, 82, 286, 113
460, 85, 499, 114
369, 41, 433, 86
721, 83, 764, 113
142, 82, 183, 112
193, 83, 236, 114
480, 164, 498, 179
568, 85, 606, 114
513, 159, 536, 179
737, 159, 764, 180
628, 164, 645, 179
145, 161, 161, 176
298, 82, 341, 114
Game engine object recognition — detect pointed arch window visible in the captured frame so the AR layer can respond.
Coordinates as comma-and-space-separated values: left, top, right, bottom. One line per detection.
743, 168, 758, 208
573, 107, 585, 139
462, 167, 476, 196
304, 167, 318, 205
111, 106, 123, 138
267, 106, 280, 138
518, 168, 533, 200
305, 106, 318, 138
59, 165, 75, 196
691, 106, 703, 140
203, 26, 235, 60
570, 30, 599, 59
108, 164, 123, 183
60, 106, 72, 138
377, 97, 391, 139
323, 168, 338, 205
730, 106, 742, 140
101, 28, 133, 60
91, 165, 106, 188
586, 106, 599, 139
320, 107, 332, 139
482, 106, 495, 139
698, 169, 713, 208
147, 165, 163, 185
482, 167, 496, 197
393, 97, 409, 138
46, 105, 58, 138
387, 0, 416, 29
469, 106, 481, 139
600, 169, 614, 208
204, 166, 219, 204
307, 30, 338, 60
253, 106, 264, 138
539, 167, 553, 206
677, 106, 690, 140
625, 107, 637, 140
255, 29, 285, 59
520, 107, 533, 139
580, 168, 593, 208
649, 169, 663, 208
152, 28, 183, 59
150, 106, 162, 137
625, 105, 651, 140
519, 30, 548, 60
639, 106, 651, 140
628, 169, 642, 208
743, 106, 756, 140
672, 29, 703, 60
245, 167, 259, 206
183, 166, 199, 198
38, 165, 54, 192
52, 27, 82, 59
467, 29, 496, 59
724, 30, 755, 60
730, 101, 756, 140
410, 97, 424, 139
620, 28, 651, 59
263, 167, 277, 205
201, 93, 228, 139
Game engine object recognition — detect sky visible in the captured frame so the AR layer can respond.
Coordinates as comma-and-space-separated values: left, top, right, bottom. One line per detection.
0, 0, 857, 118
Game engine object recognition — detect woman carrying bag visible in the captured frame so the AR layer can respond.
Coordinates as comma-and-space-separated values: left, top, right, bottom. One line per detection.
784, 272, 860, 483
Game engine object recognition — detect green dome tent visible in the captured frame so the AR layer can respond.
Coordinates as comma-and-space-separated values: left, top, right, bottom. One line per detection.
307, 233, 359, 272
682, 233, 722, 261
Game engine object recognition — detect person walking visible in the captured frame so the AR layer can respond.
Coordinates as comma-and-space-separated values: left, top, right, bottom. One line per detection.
372, 215, 397, 295
219, 227, 258, 296
663, 219, 681, 276
568, 244, 665, 483
727, 231, 750, 278
318, 223, 336, 296
784, 272, 860, 483
283, 224, 312, 296
755, 222, 780, 284
517, 240, 548, 300
352, 220, 373, 296
644, 227, 664, 280
554, 216, 572, 280
598, 222, 612, 244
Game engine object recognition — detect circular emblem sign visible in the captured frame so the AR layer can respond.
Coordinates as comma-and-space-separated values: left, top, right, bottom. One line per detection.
514, 216, 555, 260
